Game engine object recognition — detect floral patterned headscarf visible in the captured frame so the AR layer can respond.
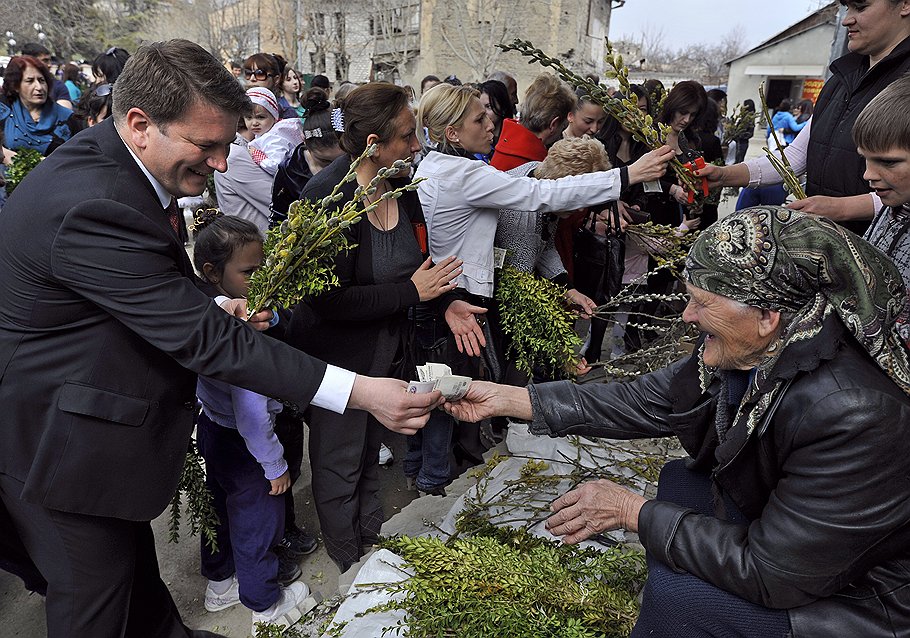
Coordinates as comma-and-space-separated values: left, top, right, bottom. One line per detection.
685, 206, 910, 434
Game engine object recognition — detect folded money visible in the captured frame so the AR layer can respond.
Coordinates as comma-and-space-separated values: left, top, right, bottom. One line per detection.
410, 363, 472, 400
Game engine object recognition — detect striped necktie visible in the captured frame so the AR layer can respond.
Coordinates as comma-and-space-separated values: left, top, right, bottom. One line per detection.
166, 198, 180, 236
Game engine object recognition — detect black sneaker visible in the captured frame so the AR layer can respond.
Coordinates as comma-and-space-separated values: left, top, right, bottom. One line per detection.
277, 554, 301, 587
278, 527, 318, 558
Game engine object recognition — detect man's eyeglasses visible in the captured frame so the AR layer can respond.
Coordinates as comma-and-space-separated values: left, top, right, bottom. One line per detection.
243, 68, 275, 81
94, 83, 112, 97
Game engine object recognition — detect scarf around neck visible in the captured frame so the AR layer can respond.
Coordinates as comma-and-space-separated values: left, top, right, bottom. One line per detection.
3, 97, 73, 155
685, 206, 910, 435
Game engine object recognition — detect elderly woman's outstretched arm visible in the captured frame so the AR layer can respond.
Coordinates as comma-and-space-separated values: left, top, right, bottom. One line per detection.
445, 357, 686, 440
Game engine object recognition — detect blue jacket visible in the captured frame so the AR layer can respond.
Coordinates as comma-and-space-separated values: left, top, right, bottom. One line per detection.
770, 110, 807, 145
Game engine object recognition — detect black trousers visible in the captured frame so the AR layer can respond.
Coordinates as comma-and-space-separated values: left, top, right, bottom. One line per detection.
630, 460, 790, 637
0, 473, 204, 638
307, 406, 384, 572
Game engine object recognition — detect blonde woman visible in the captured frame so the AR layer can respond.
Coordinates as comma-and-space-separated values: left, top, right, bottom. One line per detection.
415, 83, 673, 356
495, 136, 611, 316
415, 84, 672, 465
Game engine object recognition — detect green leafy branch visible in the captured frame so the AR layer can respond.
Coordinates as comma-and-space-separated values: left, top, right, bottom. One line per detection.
497, 38, 700, 194
361, 526, 647, 638
4, 148, 43, 195
263, 436, 677, 637
495, 266, 583, 377
246, 146, 423, 316
167, 439, 220, 552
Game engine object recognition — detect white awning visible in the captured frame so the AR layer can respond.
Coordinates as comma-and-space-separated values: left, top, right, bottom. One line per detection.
743, 65, 826, 77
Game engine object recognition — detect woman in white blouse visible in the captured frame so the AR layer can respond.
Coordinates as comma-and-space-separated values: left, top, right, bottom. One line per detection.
414, 83, 673, 356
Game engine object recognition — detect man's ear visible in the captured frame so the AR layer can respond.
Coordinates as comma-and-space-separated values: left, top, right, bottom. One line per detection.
548, 116, 563, 134
758, 309, 781, 339
123, 107, 154, 151
202, 262, 220, 285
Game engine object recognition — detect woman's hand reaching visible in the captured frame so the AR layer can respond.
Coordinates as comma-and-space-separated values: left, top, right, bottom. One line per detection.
411, 256, 462, 301
444, 299, 487, 356
628, 145, 674, 184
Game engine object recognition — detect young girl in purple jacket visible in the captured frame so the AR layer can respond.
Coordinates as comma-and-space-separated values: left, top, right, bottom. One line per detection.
191, 211, 309, 634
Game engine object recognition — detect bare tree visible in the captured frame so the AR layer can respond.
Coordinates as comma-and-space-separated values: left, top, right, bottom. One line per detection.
1, 0, 106, 59
677, 26, 747, 85
143, 0, 260, 63
263, 0, 299, 67
0, 0, 38, 56
617, 23, 673, 71
297, 1, 346, 78
618, 24, 747, 85
369, 0, 421, 82
438, 0, 538, 81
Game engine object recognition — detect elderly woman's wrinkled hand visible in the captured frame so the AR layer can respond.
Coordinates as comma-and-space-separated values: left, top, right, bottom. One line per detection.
546, 479, 647, 544
443, 381, 533, 423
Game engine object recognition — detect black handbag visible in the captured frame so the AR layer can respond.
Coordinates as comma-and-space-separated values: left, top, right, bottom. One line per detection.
572, 204, 625, 305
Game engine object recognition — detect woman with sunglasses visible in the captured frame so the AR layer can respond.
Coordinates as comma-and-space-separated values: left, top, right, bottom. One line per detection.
91, 46, 130, 85
75, 82, 113, 128
242, 54, 297, 119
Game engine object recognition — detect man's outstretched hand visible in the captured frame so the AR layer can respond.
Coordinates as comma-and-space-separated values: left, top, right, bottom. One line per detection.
349, 376, 444, 434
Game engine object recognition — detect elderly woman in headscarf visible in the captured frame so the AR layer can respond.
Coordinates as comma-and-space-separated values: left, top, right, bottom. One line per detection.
445, 206, 910, 638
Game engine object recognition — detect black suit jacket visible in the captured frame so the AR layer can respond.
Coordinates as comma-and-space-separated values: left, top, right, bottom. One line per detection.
0, 118, 328, 521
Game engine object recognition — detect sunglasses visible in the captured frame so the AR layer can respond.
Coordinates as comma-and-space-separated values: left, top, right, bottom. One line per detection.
94, 83, 112, 97
243, 68, 276, 81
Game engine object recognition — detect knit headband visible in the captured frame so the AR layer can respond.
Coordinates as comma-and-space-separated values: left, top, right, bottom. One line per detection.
246, 87, 280, 121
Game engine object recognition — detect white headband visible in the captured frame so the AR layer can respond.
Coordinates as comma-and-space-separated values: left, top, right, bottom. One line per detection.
246, 87, 280, 121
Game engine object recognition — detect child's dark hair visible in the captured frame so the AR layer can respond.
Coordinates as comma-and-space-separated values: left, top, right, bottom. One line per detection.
191, 209, 263, 281
75, 82, 113, 124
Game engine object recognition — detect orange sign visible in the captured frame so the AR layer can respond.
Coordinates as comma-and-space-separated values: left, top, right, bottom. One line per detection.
802, 78, 824, 103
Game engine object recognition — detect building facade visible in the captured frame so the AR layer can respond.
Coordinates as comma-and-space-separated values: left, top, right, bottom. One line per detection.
214, 0, 614, 94
726, 2, 839, 122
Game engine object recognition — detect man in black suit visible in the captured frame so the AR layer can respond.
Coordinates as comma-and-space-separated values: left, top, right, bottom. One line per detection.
0, 40, 440, 638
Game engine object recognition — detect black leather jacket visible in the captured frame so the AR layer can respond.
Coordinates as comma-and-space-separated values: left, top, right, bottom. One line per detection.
528, 318, 910, 637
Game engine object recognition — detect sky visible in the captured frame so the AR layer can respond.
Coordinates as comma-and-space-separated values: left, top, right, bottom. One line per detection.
609, 0, 835, 52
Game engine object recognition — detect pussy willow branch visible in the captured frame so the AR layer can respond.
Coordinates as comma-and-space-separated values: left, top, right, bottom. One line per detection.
759, 82, 807, 200
498, 38, 700, 193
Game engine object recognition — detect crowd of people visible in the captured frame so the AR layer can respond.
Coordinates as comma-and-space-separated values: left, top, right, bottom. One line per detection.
4, 1, 910, 636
